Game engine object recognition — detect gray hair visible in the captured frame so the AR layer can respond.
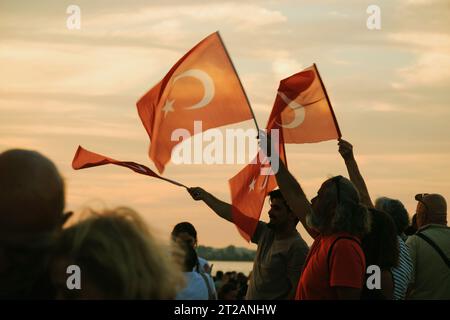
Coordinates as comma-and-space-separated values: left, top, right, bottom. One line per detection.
375, 197, 409, 234
307, 176, 371, 237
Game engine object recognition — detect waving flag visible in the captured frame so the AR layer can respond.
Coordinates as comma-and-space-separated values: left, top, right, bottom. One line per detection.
137, 32, 253, 173
72, 146, 186, 187
229, 154, 277, 241
228, 138, 286, 241
267, 64, 341, 143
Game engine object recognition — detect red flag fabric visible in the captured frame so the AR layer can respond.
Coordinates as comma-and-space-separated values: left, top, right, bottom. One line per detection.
137, 32, 253, 173
228, 138, 286, 241
229, 153, 278, 241
267, 64, 341, 143
72, 146, 186, 187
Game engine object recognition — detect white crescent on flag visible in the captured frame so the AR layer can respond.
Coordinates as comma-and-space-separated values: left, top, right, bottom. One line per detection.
275, 91, 306, 129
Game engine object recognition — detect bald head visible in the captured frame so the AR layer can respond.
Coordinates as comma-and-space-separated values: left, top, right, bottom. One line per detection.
0, 149, 65, 240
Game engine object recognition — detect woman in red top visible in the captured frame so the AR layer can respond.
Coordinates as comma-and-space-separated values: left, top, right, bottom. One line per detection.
300, 176, 370, 299
271, 141, 371, 299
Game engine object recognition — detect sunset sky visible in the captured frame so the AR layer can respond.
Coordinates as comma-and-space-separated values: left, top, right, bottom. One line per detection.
1, 0, 449, 248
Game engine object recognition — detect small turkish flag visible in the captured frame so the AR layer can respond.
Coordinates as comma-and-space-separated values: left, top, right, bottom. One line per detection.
72, 146, 185, 187
228, 138, 286, 241
267, 64, 341, 143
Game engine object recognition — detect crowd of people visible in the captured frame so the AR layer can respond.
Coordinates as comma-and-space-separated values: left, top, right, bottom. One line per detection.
0, 138, 448, 300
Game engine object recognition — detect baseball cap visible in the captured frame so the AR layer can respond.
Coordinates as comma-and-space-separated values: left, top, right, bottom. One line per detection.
415, 193, 447, 216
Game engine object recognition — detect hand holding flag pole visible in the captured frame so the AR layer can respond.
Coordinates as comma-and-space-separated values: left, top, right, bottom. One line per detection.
228, 63, 341, 241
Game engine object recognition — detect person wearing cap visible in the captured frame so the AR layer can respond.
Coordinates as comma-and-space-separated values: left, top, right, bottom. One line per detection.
0, 149, 71, 298
406, 193, 450, 299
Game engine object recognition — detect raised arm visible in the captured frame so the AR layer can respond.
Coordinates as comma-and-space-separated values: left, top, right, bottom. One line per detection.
337, 139, 373, 208
262, 132, 318, 238
275, 160, 319, 239
187, 187, 233, 223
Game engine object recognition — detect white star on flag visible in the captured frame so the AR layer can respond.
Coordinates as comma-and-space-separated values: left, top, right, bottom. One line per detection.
249, 177, 256, 192
162, 99, 175, 118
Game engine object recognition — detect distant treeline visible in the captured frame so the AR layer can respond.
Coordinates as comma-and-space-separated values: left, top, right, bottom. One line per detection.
197, 245, 256, 261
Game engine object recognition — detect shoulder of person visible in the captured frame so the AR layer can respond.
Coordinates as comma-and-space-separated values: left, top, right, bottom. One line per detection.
332, 237, 364, 256
184, 271, 200, 283
406, 224, 437, 242
257, 220, 268, 230
405, 233, 418, 247
251, 221, 270, 244
417, 224, 433, 233
198, 256, 209, 265
424, 224, 450, 232
410, 224, 450, 247
324, 234, 358, 246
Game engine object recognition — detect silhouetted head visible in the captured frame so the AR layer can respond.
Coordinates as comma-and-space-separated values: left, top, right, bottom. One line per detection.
218, 281, 238, 300
308, 176, 371, 237
362, 208, 399, 270
171, 222, 198, 248
375, 197, 409, 235
179, 242, 198, 273
267, 189, 299, 232
0, 149, 68, 298
0, 149, 66, 241
236, 272, 247, 284
215, 270, 224, 280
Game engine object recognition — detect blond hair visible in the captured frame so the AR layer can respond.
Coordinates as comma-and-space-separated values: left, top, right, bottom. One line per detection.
55, 207, 183, 299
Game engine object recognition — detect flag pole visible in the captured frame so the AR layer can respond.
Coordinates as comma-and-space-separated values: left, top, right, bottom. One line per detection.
313, 63, 342, 139
159, 176, 188, 189
279, 128, 288, 169
217, 31, 260, 136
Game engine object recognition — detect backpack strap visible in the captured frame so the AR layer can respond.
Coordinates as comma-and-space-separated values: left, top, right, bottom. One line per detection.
198, 272, 215, 300
415, 232, 450, 268
327, 236, 362, 272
